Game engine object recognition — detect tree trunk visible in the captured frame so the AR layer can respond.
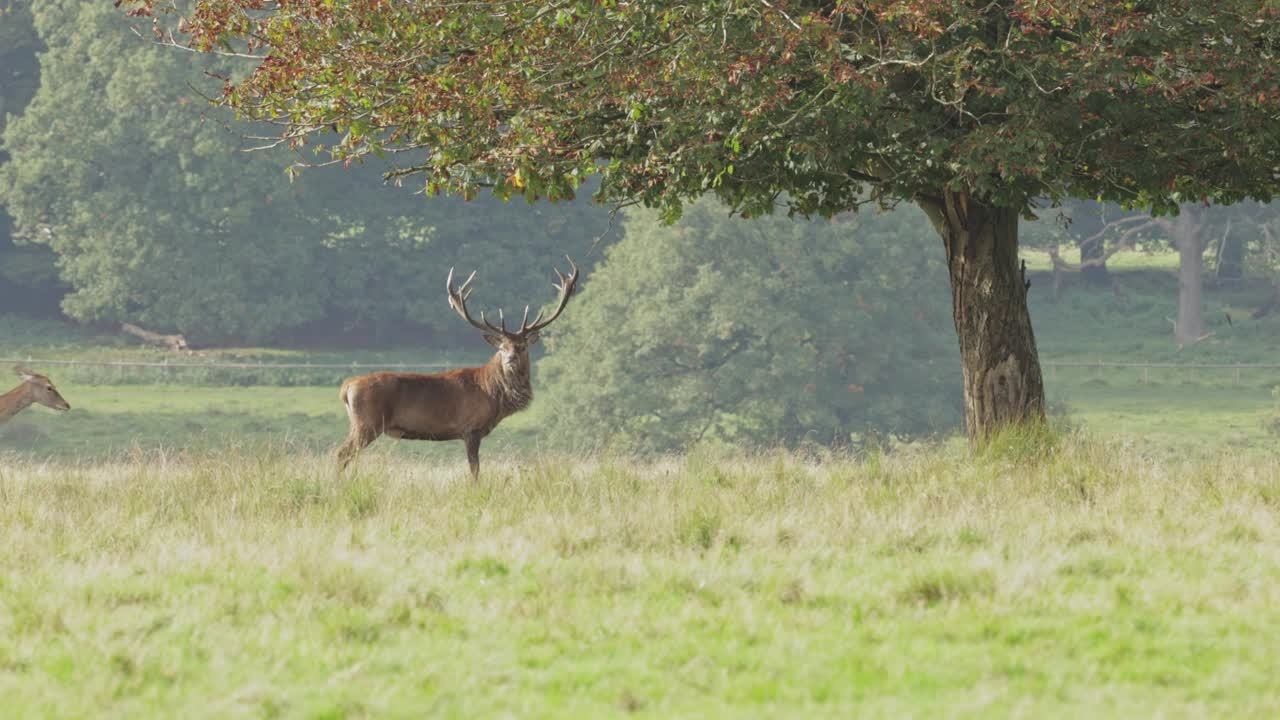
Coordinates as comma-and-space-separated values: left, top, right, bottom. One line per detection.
1171, 209, 1206, 348
1215, 226, 1244, 282
1070, 200, 1111, 286
918, 190, 1046, 442
1078, 234, 1111, 286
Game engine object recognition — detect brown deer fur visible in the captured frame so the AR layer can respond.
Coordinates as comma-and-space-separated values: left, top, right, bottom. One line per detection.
1, 367, 72, 426
337, 261, 576, 479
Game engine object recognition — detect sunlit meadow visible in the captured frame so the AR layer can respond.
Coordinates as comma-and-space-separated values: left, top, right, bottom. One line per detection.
2, 435, 1278, 717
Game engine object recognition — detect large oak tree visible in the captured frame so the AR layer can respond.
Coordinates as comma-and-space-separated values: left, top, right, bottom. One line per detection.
124, 0, 1280, 439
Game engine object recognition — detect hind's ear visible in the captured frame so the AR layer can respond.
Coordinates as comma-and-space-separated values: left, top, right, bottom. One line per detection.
14, 366, 36, 381
483, 334, 504, 349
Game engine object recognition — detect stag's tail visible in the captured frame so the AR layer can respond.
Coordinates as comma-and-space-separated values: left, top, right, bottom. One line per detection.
336, 379, 361, 474
339, 378, 369, 428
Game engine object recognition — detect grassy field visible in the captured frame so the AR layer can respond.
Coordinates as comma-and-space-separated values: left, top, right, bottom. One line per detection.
2, 259, 1279, 716
5, 262, 1280, 462
0, 383, 544, 462
2, 439, 1279, 716
2, 375, 1276, 462
1019, 245, 1181, 273
1044, 373, 1279, 459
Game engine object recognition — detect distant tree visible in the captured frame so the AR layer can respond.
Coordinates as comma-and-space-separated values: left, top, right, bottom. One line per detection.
1019, 201, 1144, 300
1, 2, 613, 344
1059, 201, 1154, 288
1159, 204, 1216, 348
1069, 202, 1113, 287
1215, 217, 1247, 283
124, 1, 1280, 441
0, 0, 61, 315
538, 198, 960, 452
299, 165, 611, 345
0, 1, 327, 342
1030, 202, 1225, 347
1238, 202, 1280, 319
0, 1, 39, 138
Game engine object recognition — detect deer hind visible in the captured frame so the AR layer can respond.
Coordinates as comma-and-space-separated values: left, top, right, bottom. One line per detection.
0, 367, 72, 426
337, 259, 579, 479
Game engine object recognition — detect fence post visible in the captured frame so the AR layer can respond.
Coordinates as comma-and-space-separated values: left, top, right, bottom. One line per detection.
1142, 365, 1149, 385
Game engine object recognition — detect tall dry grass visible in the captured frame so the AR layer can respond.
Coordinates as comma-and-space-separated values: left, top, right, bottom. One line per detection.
1, 433, 1278, 716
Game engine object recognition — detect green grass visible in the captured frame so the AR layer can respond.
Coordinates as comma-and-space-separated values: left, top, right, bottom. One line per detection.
1029, 268, 1280, 364
6, 251, 1280, 463
3, 261, 1280, 715
0, 382, 542, 461
4, 375, 1273, 462
1, 440, 1279, 716
1020, 246, 1180, 273
1049, 381, 1277, 458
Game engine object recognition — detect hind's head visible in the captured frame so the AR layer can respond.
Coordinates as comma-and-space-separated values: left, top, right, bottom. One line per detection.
15, 367, 71, 411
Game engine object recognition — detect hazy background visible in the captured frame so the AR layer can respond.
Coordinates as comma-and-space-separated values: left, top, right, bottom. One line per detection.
3, 1, 1280, 459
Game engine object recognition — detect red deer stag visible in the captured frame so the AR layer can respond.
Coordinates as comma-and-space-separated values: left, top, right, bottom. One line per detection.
1, 367, 72, 425
337, 260, 579, 479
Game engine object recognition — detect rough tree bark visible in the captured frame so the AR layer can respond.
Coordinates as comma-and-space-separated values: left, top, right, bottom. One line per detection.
917, 190, 1047, 442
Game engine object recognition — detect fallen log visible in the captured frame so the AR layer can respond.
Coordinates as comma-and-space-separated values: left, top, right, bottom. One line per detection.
121, 322, 191, 352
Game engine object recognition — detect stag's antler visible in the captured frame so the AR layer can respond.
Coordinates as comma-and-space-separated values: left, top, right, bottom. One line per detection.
446, 267, 510, 336
446, 258, 579, 338
520, 257, 579, 334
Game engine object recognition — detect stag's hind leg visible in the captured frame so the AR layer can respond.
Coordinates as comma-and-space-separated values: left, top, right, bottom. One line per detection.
337, 426, 378, 473
464, 434, 482, 481
337, 381, 379, 474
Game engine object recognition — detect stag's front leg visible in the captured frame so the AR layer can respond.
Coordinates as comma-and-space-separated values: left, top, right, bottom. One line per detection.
464, 434, 482, 480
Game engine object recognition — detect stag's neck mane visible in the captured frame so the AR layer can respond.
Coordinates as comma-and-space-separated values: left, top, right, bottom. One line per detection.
478, 353, 532, 417
0, 383, 34, 424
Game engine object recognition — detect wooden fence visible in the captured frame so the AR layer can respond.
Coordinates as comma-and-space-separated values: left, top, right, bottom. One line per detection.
3, 356, 1277, 386
1042, 360, 1280, 385
0, 356, 455, 386
0, 357, 450, 371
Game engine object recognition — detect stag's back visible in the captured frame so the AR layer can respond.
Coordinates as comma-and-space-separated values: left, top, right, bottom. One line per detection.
341, 370, 502, 441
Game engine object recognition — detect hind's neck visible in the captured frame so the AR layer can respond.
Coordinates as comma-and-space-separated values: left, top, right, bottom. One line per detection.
0, 384, 34, 425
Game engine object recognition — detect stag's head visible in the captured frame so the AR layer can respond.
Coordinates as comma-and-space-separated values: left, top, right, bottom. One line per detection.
15, 367, 71, 411
447, 259, 580, 372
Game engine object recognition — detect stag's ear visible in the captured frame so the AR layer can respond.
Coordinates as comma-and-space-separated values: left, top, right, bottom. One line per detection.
525, 331, 541, 346
482, 334, 504, 349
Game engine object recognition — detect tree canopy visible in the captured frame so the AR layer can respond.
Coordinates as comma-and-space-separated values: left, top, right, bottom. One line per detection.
2, 1, 610, 343
124, 1, 1280, 216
